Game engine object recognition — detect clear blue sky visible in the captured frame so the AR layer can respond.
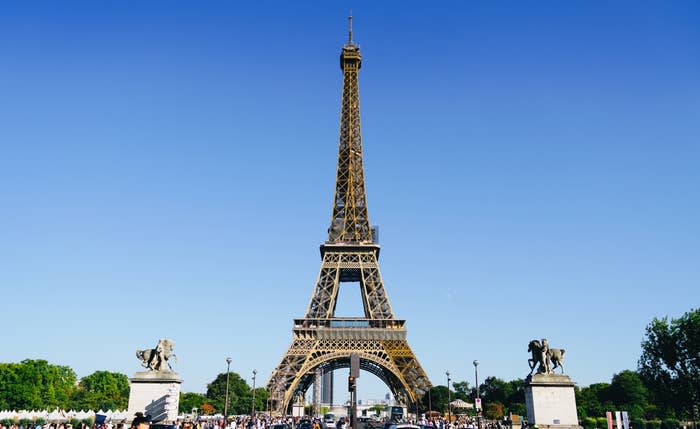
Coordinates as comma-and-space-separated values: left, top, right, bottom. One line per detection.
1, 1, 699, 402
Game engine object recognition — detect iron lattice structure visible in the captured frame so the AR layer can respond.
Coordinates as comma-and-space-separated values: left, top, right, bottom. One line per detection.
268, 20, 432, 414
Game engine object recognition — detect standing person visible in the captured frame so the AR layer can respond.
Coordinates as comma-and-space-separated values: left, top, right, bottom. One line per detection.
130, 414, 150, 429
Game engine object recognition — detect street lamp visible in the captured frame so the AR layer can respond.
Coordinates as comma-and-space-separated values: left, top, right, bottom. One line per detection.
428, 387, 432, 416
473, 360, 480, 429
413, 384, 419, 423
251, 369, 258, 419
446, 370, 452, 423
225, 357, 233, 422
269, 377, 276, 417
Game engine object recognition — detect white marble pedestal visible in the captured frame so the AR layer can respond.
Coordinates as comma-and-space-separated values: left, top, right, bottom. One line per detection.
525, 374, 580, 429
127, 371, 182, 424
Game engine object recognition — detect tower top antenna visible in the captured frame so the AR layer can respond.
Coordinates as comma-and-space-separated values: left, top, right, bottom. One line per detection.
348, 12, 353, 44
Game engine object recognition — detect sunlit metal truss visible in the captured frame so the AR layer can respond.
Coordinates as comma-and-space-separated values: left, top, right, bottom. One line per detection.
267, 34, 431, 415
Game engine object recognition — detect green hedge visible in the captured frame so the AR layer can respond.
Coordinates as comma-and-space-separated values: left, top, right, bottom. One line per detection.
596, 417, 609, 429
582, 417, 597, 429
646, 420, 661, 429
631, 419, 645, 429
660, 419, 679, 429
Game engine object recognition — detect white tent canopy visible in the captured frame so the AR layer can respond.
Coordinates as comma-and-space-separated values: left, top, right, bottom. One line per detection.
450, 399, 474, 409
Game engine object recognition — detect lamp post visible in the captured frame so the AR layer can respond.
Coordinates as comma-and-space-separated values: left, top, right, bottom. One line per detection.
446, 370, 452, 423
225, 357, 233, 422
473, 360, 480, 429
413, 384, 420, 423
428, 387, 432, 416
269, 377, 275, 417
251, 369, 258, 419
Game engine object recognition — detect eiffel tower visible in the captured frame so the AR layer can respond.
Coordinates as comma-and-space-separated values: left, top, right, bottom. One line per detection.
268, 17, 431, 414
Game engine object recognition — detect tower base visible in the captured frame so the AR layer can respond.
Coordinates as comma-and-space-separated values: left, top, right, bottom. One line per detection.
524, 374, 580, 429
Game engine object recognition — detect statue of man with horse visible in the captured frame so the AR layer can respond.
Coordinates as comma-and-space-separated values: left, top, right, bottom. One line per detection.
528, 338, 565, 375
136, 338, 177, 372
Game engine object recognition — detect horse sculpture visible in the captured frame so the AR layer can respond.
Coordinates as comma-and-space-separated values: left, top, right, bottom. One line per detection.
528, 339, 565, 375
136, 338, 177, 372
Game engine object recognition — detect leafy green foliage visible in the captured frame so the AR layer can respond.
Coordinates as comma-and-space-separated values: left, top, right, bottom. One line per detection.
452, 381, 471, 401
71, 371, 129, 411
660, 419, 679, 429
581, 416, 597, 429
477, 377, 525, 416
577, 383, 613, 419
638, 308, 700, 419
0, 359, 77, 410
204, 372, 267, 415
485, 401, 504, 419
206, 372, 249, 414
608, 371, 649, 419
422, 385, 451, 413
179, 392, 207, 414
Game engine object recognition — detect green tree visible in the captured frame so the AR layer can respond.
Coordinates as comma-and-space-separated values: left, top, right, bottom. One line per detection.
608, 371, 649, 419
452, 381, 471, 401
206, 372, 252, 414
638, 308, 700, 419
70, 371, 129, 410
370, 404, 385, 416
422, 385, 452, 413
502, 379, 525, 415
253, 387, 270, 414
576, 383, 613, 419
485, 402, 504, 420
480, 377, 511, 405
180, 392, 207, 414
0, 359, 77, 409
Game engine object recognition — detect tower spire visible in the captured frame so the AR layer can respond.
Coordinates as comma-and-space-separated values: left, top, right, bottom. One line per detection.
348, 12, 353, 44
328, 16, 370, 244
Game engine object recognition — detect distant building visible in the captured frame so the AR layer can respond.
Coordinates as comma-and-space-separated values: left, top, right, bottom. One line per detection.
321, 370, 333, 405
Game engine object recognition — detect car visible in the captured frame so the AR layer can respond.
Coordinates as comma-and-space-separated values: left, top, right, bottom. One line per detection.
364, 420, 382, 429
324, 413, 336, 429
297, 421, 312, 429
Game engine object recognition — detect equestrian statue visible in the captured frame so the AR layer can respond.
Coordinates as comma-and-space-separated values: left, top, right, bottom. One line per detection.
528, 338, 565, 375
136, 338, 178, 372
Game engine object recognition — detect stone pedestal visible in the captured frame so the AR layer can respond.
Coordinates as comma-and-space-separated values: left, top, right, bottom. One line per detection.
524, 374, 580, 429
127, 371, 182, 424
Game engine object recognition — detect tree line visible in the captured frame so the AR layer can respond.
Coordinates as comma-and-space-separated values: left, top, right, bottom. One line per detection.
0, 361, 128, 411
421, 308, 699, 427
178, 372, 269, 415
1, 308, 696, 426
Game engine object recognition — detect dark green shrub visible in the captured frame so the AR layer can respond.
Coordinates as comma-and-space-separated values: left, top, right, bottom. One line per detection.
631, 419, 645, 429
597, 417, 609, 429
646, 420, 661, 429
33, 419, 46, 426
69, 418, 81, 428
81, 418, 94, 427
19, 419, 32, 428
582, 417, 597, 429
660, 419, 678, 429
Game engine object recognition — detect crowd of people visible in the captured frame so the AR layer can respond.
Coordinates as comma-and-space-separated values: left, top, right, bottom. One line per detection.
0, 413, 516, 429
